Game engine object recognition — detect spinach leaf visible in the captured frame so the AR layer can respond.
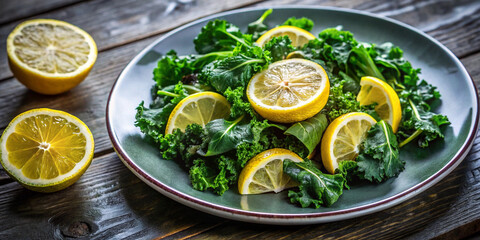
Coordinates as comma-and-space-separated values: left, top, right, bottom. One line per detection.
285, 112, 328, 154
283, 17, 314, 31
205, 115, 253, 156
247, 9, 272, 41
356, 120, 404, 182
284, 160, 345, 208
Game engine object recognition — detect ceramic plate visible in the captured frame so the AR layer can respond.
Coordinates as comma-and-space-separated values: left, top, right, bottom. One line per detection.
106, 6, 479, 224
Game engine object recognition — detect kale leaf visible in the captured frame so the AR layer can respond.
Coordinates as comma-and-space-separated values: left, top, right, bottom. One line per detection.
263, 36, 295, 62
283, 17, 314, 31
356, 120, 404, 182
194, 19, 250, 54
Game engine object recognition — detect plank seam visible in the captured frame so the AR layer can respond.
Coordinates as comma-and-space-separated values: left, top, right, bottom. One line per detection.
0, 0, 87, 26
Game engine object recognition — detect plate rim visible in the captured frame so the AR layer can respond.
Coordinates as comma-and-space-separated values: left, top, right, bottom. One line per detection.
106, 5, 480, 224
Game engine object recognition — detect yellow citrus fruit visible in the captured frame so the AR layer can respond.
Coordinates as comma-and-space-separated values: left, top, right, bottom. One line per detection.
238, 148, 303, 195
246, 58, 330, 123
356, 76, 401, 132
6, 19, 97, 95
256, 26, 315, 47
0, 108, 94, 192
321, 112, 376, 174
165, 92, 231, 134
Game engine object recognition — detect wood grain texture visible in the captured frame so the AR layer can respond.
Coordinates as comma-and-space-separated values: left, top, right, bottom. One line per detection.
0, 0, 84, 25
0, 152, 224, 239
0, 0, 480, 239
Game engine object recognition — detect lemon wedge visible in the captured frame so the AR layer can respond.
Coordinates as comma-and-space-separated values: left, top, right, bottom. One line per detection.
357, 76, 402, 132
238, 148, 303, 194
0, 108, 94, 192
165, 92, 231, 134
246, 58, 330, 123
321, 112, 376, 174
6, 19, 97, 95
256, 26, 315, 47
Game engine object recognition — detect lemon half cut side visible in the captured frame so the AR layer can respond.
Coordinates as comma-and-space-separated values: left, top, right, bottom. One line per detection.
0, 108, 94, 192
6, 19, 97, 95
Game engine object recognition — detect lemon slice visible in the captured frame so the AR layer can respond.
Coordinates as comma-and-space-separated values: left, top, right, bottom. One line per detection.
7, 19, 97, 95
357, 76, 402, 132
0, 108, 94, 192
321, 112, 376, 174
256, 26, 315, 47
246, 58, 330, 123
238, 148, 303, 194
165, 92, 231, 134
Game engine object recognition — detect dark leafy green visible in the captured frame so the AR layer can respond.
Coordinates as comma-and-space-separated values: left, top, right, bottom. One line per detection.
398, 99, 450, 148
322, 78, 367, 122
135, 12, 450, 205
205, 115, 253, 156
199, 54, 265, 93
285, 112, 328, 154
247, 9, 273, 41
135, 82, 189, 142
356, 120, 404, 182
283, 17, 314, 31
284, 160, 345, 208
194, 19, 250, 54
153, 50, 232, 89
263, 36, 295, 62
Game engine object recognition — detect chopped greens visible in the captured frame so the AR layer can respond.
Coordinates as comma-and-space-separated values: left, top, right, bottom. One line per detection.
134, 9, 449, 209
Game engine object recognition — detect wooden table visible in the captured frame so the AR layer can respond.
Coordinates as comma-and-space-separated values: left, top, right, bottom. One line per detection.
1, 0, 479, 239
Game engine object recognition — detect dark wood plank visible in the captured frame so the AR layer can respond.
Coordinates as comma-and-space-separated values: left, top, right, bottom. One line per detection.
0, 0, 84, 25
0, 152, 224, 239
0, 0, 262, 81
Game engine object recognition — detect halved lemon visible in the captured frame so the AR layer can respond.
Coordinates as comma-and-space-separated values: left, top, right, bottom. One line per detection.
321, 112, 376, 174
165, 92, 231, 134
356, 76, 401, 132
246, 58, 330, 123
0, 108, 94, 192
256, 26, 315, 47
6, 19, 97, 95
238, 148, 303, 194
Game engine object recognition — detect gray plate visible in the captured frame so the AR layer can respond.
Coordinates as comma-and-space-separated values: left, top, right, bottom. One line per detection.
106, 6, 479, 224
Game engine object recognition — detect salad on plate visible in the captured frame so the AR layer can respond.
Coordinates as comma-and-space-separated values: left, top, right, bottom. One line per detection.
134, 9, 449, 208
